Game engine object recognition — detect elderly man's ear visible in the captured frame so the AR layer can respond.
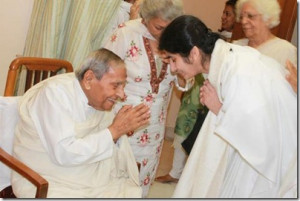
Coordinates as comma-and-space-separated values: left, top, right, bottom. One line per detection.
82, 70, 95, 90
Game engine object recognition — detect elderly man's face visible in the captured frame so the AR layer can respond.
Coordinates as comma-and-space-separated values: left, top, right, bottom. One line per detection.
82, 63, 127, 111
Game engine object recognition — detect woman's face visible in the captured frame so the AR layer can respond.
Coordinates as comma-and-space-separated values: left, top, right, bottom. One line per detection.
221, 5, 236, 32
165, 52, 201, 80
239, 2, 270, 40
143, 17, 170, 41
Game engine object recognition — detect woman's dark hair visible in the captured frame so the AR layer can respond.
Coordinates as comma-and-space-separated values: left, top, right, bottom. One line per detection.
226, 0, 237, 8
159, 15, 221, 58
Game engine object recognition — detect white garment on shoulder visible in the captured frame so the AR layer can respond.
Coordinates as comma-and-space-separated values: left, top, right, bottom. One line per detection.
233, 37, 297, 67
219, 30, 232, 40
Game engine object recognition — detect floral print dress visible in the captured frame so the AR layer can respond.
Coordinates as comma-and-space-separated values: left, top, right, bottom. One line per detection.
104, 19, 178, 197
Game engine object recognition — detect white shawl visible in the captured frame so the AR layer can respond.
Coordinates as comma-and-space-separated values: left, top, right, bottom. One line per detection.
173, 40, 297, 198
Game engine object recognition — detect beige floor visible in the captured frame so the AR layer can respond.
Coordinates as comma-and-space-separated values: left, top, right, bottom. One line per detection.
147, 139, 177, 198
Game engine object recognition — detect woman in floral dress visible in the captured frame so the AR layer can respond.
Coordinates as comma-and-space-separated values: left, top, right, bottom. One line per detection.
104, 0, 187, 197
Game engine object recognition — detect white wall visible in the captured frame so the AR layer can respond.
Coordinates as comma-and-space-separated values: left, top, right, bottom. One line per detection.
182, 0, 227, 32
0, 0, 34, 95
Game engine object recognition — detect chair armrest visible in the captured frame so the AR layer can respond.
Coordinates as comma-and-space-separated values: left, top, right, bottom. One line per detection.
0, 147, 48, 198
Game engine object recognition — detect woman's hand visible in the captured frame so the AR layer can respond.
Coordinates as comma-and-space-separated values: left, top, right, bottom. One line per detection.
285, 60, 297, 93
129, 0, 141, 20
200, 79, 222, 115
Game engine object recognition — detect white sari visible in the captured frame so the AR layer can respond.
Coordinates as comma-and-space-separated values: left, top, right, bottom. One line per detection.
173, 40, 297, 198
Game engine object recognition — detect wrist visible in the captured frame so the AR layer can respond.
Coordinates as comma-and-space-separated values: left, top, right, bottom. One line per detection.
108, 125, 119, 142
214, 103, 222, 115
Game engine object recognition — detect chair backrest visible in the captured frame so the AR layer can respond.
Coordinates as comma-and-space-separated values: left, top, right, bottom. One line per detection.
4, 57, 73, 96
0, 57, 72, 198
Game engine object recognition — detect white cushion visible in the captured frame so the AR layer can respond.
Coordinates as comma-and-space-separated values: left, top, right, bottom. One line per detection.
0, 96, 20, 191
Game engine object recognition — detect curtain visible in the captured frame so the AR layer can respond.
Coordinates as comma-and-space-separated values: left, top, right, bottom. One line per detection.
16, 0, 121, 95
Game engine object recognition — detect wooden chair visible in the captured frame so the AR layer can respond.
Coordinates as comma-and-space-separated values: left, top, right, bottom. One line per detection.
0, 57, 73, 198
4, 57, 73, 96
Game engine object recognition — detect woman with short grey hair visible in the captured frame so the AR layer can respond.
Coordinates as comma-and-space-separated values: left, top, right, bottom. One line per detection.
233, 0, 297, 67
104, 0, 187, 197
139, 0, 183, 22
235, 0, 280, 28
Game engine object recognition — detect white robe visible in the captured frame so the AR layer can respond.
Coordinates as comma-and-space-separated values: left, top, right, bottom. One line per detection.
233, 37, 297, 67
219, 30, 232, 41
173, 39, 297, 198
233, 36, 298, 197
11, 73, 141, 198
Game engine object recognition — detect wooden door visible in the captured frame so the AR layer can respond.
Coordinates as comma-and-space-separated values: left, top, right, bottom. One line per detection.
231, 0, 297, 42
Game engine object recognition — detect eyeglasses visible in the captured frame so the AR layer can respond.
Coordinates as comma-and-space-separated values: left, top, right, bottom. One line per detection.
239, 13, 261, 21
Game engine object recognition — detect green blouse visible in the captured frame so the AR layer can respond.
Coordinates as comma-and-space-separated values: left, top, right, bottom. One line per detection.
174, 74, 208, 138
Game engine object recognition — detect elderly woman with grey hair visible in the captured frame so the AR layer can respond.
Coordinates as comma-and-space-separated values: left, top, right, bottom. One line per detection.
233, 0, 297, 67
104, 0, 189, 197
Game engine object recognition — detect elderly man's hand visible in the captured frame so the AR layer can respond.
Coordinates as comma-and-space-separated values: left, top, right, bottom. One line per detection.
108, 103, 150, 141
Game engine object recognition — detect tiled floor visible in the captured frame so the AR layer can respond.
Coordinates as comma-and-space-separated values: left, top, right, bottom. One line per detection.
147, 138, 177, 198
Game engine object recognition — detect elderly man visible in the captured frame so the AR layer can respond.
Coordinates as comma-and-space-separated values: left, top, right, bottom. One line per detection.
11, 48, 150, 198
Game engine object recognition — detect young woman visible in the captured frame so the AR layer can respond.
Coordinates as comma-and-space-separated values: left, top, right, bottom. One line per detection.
159, 15, 297, 198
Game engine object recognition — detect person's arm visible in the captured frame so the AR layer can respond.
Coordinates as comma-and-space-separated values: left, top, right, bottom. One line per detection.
29, 85, 149, 166
29, 86, 116, 166
129, 0, 141, 20
199, 79, 222, 115
285, 60, 297, 93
